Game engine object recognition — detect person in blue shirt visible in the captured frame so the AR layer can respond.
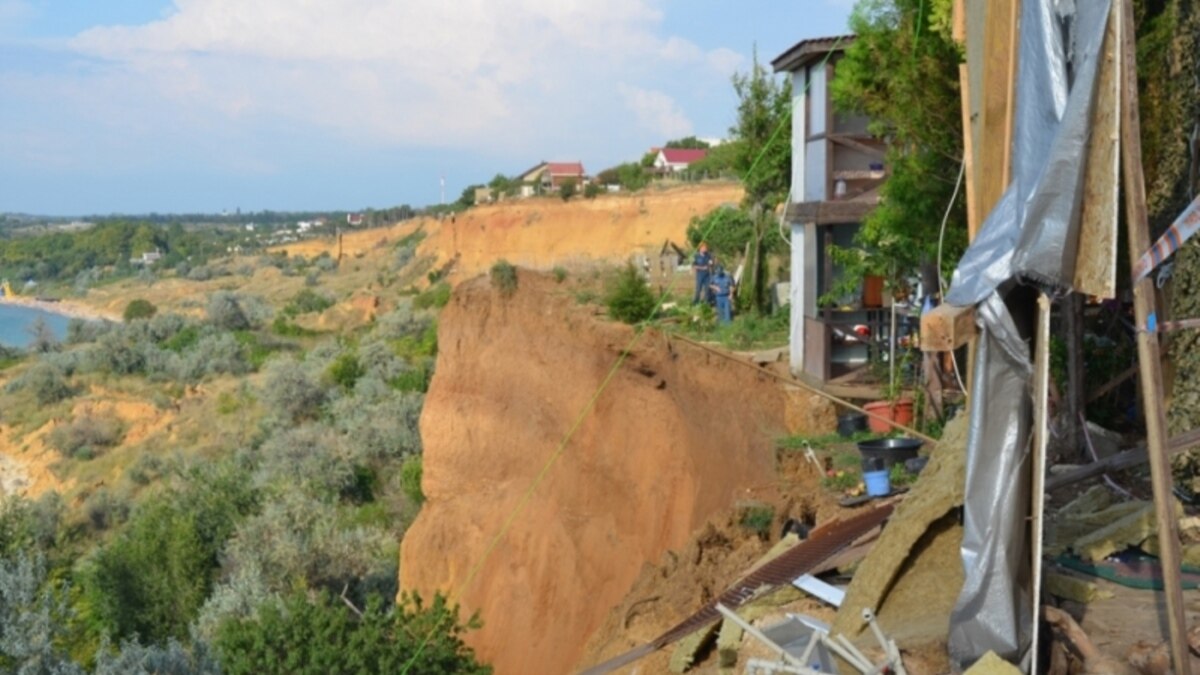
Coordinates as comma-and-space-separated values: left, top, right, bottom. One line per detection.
710, 265, 733, 323
692, 242, 712, 305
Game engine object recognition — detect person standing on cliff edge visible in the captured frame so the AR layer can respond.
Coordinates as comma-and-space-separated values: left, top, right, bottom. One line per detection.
692, 242, 712, 305
710, 265, 733, 323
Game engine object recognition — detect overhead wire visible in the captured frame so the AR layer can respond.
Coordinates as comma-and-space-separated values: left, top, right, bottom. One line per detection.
397, 37, 848, 675
936, 158, 970, 398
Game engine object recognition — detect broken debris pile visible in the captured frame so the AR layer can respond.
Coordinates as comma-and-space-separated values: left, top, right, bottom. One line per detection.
830, 414, 969, 647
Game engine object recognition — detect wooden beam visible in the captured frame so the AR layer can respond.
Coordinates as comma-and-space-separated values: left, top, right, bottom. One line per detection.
960, 62, 979, 237
976, 0, 1019, 220
1075, 0, 1122, 298
1043, 428, 1200, 493
952, 0, 966, 44
828, 134, 887, 159
1087, 364, 1139, 403
1030, 294, 1052, 669
784, 200, 877, 224
920, 303, 977, 352
1119, 0, 1193, 668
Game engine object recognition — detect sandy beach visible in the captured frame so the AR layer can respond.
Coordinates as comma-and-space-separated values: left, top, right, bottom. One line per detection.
0, 294, 120, 323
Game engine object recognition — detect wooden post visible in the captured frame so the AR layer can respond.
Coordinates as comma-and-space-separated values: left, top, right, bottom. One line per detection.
1118, 0, 1192, 670
1065, 294, 1086, 460
1031, 293, 1052, 675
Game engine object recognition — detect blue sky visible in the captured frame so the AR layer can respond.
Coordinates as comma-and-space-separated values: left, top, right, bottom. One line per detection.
0, 1, 853, 215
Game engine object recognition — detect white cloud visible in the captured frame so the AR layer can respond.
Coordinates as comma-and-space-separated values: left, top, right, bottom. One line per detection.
706, 47, 744, 77
0, 0, 32, 32
0, 0, 773, 192
63, 0, 692, 151
617, 83, 692, 139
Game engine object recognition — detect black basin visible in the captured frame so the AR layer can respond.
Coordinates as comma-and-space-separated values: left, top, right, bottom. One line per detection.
857, 437, 924, 469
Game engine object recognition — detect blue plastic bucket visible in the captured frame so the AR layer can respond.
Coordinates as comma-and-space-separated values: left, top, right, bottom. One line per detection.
863, 469, 891, 497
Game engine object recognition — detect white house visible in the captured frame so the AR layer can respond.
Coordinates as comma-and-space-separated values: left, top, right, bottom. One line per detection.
652, 148, 708, 173
772, 35, 889, 382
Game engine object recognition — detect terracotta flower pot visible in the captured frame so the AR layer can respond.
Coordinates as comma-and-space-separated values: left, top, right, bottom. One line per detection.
863, 398, 915, 433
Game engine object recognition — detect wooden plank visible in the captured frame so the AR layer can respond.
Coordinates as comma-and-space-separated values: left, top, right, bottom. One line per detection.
960, 62, 979, 238
1031, 294, 1052, 675
919, 303, 977, 352
828, 134, 887, 159
1066, 295, 1086, 459
976, 0, 1019, 217
1118, 0, 1192, 668
1044, 428, 1200, 493
784, 200, 876, 224
1075, 0, 1121, 298
804, 316, 830, 382
952, 0, 966, 44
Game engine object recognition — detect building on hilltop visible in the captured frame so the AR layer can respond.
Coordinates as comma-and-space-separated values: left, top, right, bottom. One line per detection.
653, 148, 708, 173
773, 34, 891, 383
516, 161, 587, 197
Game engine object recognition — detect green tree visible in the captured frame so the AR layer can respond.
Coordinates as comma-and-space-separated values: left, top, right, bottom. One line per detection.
559, 178, 577, 202
830, 0, 965, 294
664, 136, 710, 150
728, 51, 792, 313
122, 299, 157, 322
487, 174, 515, 198
457, 185, 482, 209
214, 590, 490, 675
604, 264, 657, 325
84, 463, 255, 645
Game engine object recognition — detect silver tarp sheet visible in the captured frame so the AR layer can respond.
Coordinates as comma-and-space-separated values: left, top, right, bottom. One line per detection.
944, 0, 1112, 667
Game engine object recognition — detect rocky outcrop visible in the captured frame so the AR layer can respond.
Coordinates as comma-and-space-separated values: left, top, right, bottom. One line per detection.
398, 272, 787, 675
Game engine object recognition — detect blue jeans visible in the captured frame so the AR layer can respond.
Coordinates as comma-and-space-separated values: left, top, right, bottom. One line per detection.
716, 294, 732, 323
693, 271, 710, 304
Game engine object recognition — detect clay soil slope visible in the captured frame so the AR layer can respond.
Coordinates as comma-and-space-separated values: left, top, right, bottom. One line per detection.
399, 271, 787, 675
280, 183, 742, 282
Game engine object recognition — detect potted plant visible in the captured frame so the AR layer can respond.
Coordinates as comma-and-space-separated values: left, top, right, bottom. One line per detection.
864, 338, 915, 433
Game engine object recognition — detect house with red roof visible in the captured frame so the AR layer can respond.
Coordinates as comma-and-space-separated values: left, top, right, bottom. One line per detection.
516, 161, 587, 197
653, 148, 708, 173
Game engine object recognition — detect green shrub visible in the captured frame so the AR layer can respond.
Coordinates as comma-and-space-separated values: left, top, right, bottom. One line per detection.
390, 362, 432, 393
272, 316, 318, 337
604, 263, 657, 324
214, 590, 490, 675
48, 414, 124, 460
400, 456, 424, 506
284, 289, 334, 317
84, 461, 255, 644
161, 324, 200, 352
261, 359, 327, 424
327, 352, 364, 391
737, 502, 775, 539
15, 362, 73, 405
559, 178, 577, 201
207, 291, 250, 331
82, 487, 130, 531
122, 299, 157, 322
414, 282, 451, 310
583, 183, 601, 199
490, 260, 518, 297
552, 266, 568, 283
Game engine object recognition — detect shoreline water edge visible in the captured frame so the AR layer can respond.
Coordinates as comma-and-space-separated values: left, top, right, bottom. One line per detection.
0, 294, 119, 323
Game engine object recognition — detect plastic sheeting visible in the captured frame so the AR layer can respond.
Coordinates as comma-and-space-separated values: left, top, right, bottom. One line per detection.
944, 0, 1113, 668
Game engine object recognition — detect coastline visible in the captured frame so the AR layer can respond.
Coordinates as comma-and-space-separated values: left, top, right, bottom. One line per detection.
0, 294, 120, 323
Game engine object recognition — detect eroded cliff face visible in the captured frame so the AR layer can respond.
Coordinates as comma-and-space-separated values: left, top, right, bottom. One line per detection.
398, 273, 787, 675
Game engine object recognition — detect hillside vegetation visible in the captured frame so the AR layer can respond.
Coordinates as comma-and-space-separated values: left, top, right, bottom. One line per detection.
0, 184, 735, 673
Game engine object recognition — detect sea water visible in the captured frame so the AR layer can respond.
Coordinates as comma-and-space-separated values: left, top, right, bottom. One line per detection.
0, 304, 71, 348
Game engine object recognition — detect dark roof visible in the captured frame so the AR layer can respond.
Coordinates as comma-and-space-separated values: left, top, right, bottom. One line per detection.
771, 35, 855, 73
